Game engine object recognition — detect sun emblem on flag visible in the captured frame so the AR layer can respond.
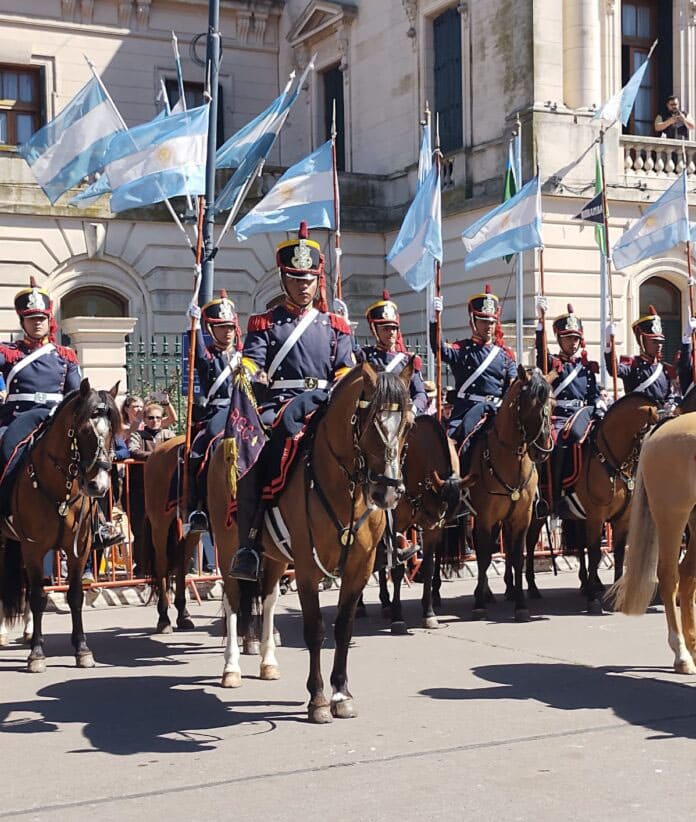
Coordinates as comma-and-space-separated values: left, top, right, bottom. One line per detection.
157, 145, 173, 165
500, 214, 512, 230
645, 216, 656, 227
276, 180, 298, 204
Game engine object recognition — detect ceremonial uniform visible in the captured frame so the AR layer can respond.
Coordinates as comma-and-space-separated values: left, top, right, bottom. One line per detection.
229, 223, 355, 581
430, 286, 516, 449
359, 292, 428, 416
606, 307, 676, 407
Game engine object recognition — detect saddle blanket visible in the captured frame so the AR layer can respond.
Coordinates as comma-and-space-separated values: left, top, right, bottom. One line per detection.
164, 444, 185, 514
0, 421, 47, 516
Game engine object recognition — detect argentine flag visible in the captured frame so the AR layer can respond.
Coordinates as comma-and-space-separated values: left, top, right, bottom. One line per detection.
387, 129, 442, 293
102, 104, 208, 213
593, 40, 656, 126
234, 140, 335, 241
462, 176, 543, 270
17, 77, 124, 204
612, 172, 689, 270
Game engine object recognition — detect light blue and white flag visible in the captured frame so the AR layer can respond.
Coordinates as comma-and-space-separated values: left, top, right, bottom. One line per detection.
612, 172, 689, 270
234, 140, 334, 241
101, 104, 208, 213
69, 171, 111, 205
462, 176, 543, 270
17, 77, 124, 204
387, 127, 442, 292
593, 40, 657, 126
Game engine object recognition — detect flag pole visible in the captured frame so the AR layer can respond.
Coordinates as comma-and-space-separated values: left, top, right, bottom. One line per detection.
435, 113, 443, 421
214, 157, 267, 248
171, 31, 196, 215
599, 127, 619, 400
681, 143, 696, 386
514, 113, 524, 362
331, 98, 343, 300
538, 246, 548, 374
424, 102, 435, 384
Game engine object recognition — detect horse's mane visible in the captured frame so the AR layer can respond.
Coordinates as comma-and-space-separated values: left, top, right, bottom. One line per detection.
522, 368, 551, 405
52, 385, 122, 437
327, 363, 409, 425
601, 391, 658, 423
412, 414, 452, 473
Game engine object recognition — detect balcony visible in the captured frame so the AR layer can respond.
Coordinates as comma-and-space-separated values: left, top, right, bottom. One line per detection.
622, 134, 696, 179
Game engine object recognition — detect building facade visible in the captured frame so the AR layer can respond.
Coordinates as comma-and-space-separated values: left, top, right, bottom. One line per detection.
1, 0, 695, 388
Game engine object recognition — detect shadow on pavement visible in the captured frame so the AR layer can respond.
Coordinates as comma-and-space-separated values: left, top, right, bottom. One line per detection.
419, 662, 696, 740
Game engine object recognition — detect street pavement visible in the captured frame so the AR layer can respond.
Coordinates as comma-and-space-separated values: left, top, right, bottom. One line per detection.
1, 569, 695, 822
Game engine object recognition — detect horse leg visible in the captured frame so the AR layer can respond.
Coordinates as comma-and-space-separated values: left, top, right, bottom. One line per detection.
432, 552, 442, 608
526, 518, 543, 599
378, 568, 391, 616
473, 525, 494, 620
0, 601, 7, 647
221, 578, 242, 688
26, 565, 47, 673
656, 516, 695, 674
297, 580, 331, 723
390, 564, 407, 635
175, 535, 196, 631
678, 519, 696, 670
66, 568, 94, 668
421, 532, 439, 629
504, 550, 514, 601
329, 575, 364, 720
259, 572, 283, 681
355, 591, 367, 618
506, 522, 530, 622
585, 521, 605, 615
612, 531, 627, 583
23, 599, 33, 644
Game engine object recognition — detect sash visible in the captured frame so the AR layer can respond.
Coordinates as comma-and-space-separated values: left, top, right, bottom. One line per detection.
384, 353, 407, 373
5, 343, 56, 392
457, 345, 502, 399
268, 308, 319, 382
552, 362, 583, 398
204, 351, 240, 406
633, 362, 663, 394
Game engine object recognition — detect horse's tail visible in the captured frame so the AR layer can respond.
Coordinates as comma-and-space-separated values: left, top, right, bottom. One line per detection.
608, 464, 657, 615
0, 539, 25, 623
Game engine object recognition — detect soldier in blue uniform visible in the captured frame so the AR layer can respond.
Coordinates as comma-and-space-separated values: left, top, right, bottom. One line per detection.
185, 290, 244, 533
430, 285, 517, 456
360, 291, 428, 415
605, 306, 676, 408
536, 300, 600, 515
676, 315, 696, 398
228, 222, 356, 581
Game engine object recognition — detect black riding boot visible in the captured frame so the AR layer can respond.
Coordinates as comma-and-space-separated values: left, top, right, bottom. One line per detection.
186, 454, 209, 534
228, 461, 265, 582
551, 446, 570, 518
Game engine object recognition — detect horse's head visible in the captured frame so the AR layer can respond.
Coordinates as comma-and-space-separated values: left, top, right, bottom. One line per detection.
512, 364, 554, 462
355, 361, 413, 509
70, 379, 122, 497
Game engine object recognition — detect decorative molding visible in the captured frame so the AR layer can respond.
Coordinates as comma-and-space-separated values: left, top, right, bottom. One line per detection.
80, 0, 93, 24
690, 0, 696, 26
336, 23, 349, 72
294, 43, 311, 72
456, 0, 468, 23
237, 11, 252, 44
117, 0, 132, 27
61, 0, 75, 20
402, 0, 417, 39
251, 11, 269, 45
135, 0, 151, 28
605, 0, 616, 14
287, 1, 358, 49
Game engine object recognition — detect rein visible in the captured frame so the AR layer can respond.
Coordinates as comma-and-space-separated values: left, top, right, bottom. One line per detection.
585, 416, 651, 508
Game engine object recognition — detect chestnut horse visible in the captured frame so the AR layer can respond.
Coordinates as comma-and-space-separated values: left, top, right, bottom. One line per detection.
609, 412, 696, 673
208, 362, 412, 723
0, 380, 120, 671
140, 434, 198, 633
520, 393, 659, 612
466, 366, 553, 622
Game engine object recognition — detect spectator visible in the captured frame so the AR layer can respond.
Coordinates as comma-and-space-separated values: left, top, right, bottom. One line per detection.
655, 95, 695, 139
147, 390, 178, 430
121, 394, 144, 437
423, 380, 438, 415
128, 402, 175, 461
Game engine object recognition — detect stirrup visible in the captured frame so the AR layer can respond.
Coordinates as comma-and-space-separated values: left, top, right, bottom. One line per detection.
92, 521, 124, 548
185, 510, 209, 535
228, 546, 260, 582
395, 533, 419, 565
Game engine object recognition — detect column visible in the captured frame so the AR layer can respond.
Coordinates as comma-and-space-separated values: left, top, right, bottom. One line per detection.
563, 0, 601, 109
61, 316, 137, 394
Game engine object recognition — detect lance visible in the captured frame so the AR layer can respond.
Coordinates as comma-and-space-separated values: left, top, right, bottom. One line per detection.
435, 113, 443, 421
331, 98, 343, 300
599, 128, 619, 400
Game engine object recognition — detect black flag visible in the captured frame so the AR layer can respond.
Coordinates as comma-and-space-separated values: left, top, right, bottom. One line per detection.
572, 191, 604, 225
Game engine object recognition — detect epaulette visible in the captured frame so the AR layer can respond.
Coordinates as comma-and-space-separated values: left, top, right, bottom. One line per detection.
620, 355, 633, 365
412, 354, 422, 372
54, 344, 79, 364
587, 361, 600, 375
664, 363, 677, 380
328, 313, 351, 334
247, 311, 273, 332
0, 342, 23, 364
504, 346, 517, 362
447, 341, 461, 350
551, 356, 563, 373
240, 356, 258, 375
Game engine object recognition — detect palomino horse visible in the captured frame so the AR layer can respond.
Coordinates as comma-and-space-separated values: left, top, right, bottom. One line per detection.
140, 435, 198, 633
0, 380, 120, 671
359, 413, 466, 633
609, 412, 696, 673
208, 362, 412, 723
521, 393, 659, 612
466, 365, 553, 621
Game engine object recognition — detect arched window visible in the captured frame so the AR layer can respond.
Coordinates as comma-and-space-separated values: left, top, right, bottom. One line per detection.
61, 287, 128, 319
639, 276, 681, 360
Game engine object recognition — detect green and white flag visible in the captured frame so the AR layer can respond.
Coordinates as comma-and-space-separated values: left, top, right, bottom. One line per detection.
502, 138, 518, 262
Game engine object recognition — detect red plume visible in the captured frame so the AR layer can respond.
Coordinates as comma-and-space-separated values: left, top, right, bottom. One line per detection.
220, 289, 228, 299
485, 283, 492, 294
382, 290, 390, 300
314, 255, 328, 313
30, 276, 37, 288
298, 221, 309, 240
649, 304, 657, 315
567, 303, 574, 313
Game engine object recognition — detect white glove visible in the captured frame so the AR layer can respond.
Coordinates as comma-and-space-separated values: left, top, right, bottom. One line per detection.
187, 301, 201, 320
535, 295, 548, 313
431, 296, 443, 321
536, 321, 543, 332
606, 322, 617, 338
688, 317, 696, 332
333, 297, 349, 321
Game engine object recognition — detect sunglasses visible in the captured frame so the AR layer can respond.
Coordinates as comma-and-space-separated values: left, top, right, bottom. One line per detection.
146, 415, 162, 421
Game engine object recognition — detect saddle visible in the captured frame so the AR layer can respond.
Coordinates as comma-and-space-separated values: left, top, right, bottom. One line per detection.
557, 408, 596, 491
164, 444, 185, 514
455, 413, 493, 474
0, 419, 49, 516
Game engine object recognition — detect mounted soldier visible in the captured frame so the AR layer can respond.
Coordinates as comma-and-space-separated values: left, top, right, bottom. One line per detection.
430, 284, 517, 461
360, 291, 428, 416
535, 300, 601, 516
228, 222, 356, 581
185, 290, 245, 534
606, 306, 677, 410
677, 315, 696, 400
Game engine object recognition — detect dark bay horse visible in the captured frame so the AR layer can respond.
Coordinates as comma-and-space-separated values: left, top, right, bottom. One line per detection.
0, 379, 120, 671
209, 362, 413, 722
466, 365, 553, 621
521, 393, 658, 613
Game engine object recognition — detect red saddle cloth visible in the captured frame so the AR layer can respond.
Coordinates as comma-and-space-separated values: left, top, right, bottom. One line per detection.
557, 410, 596, 490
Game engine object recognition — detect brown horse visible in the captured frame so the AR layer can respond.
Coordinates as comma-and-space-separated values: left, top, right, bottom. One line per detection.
0, 379, 120, 671
140, 434, 199, 633
209, 362, 413, 722
521, 393, 659, 613
466, 365, 553, 621
609, 412, 696, 673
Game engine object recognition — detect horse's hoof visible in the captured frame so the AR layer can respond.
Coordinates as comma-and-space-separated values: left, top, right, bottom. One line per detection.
587, 600, 603, 616
176, 617, 195, 631
243, 639, 260, 656
0, 634, 8, 647
331, 699, 358, 719
472, 608, 487, 621
422, 616, 439, 630
221, 670, 242, 688
157, 622, 173, 635
273, 629, 282, 647
308, 704, 333, 724
528, 586, 543, 600
76, 652, 95, 668
22, 632, 33, 645
391, 620, 408, 635
355, 604, 368, 619
675, 659, 696, 675
380, 605, 392, 619
27, 656, 46, 673
260, 664, 280, 681
504, 589, 515, 602
514, 609, 530, 623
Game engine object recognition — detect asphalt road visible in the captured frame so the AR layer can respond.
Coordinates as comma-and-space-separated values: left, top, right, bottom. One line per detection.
1, 570, 694, 822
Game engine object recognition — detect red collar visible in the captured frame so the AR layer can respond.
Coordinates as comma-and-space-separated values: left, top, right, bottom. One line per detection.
639, 353, 658, 365
376, 344, 398, 354
471, 335, 494, 346
21, 336, 49, 350
283, 300, 314, 317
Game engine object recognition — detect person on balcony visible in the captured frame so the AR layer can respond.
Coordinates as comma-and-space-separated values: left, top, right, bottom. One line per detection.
654, 95, 694, 139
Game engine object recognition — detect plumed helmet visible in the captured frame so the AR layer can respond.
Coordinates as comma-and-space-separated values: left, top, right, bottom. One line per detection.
553, 303, 584, 341
365, 290, 400, 327
14, 276, 52, 319
467, 283, 499, 321
632, 305, 665, 343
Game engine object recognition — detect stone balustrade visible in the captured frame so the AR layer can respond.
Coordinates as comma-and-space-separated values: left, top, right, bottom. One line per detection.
622, 134, 696, 179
